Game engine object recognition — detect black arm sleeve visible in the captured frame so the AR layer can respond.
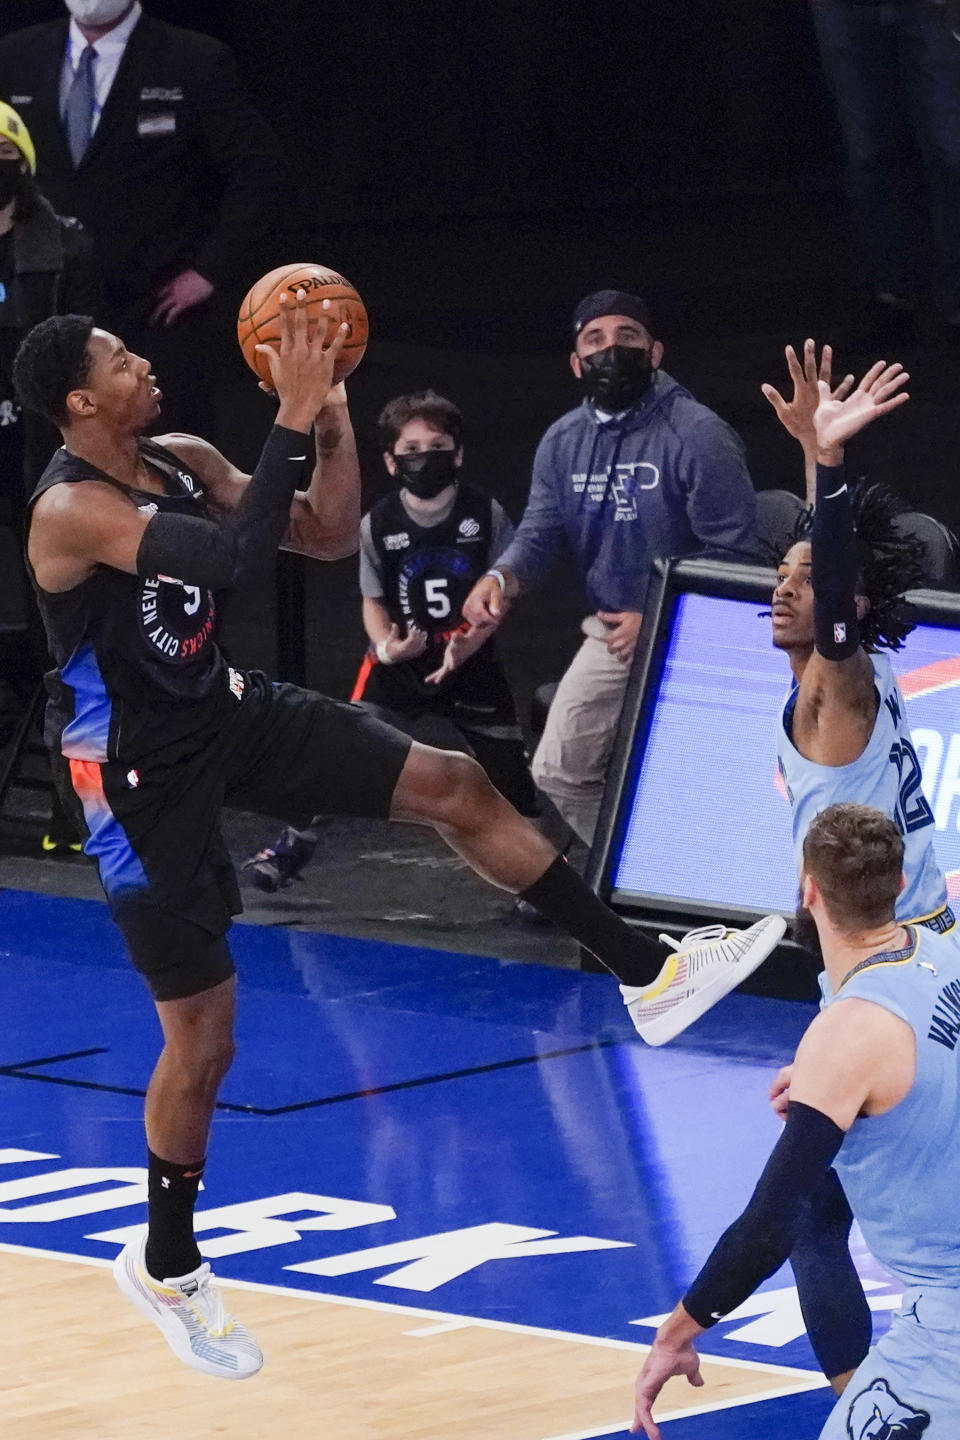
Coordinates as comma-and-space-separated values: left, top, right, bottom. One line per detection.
812, 461, 861, 661
790, 1168, 871, 1380
682, 1100, 845, 1330
136, 424, 308, 589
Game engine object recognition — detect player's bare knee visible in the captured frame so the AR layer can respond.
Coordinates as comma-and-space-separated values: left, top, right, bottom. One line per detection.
436, 751, 499, 831
173, 1033, 235, 1095
391, 741, 506, 831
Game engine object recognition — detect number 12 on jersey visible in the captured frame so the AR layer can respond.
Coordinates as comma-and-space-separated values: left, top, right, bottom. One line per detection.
889, 738, 935, 834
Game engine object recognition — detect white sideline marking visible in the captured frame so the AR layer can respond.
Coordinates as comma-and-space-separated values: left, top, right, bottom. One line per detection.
0, 1240, 820, 1379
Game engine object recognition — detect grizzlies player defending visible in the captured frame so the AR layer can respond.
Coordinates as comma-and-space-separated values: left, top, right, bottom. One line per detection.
761, 346, 945, 1393
633, 803, 957, 1440
14, 299, 784, 1379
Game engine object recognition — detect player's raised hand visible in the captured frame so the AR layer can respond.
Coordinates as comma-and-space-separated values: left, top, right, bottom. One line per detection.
814, 360, 910, 460
761, 339, 854, 453
256, 292, 349, 432
631, 1337, 704, 1438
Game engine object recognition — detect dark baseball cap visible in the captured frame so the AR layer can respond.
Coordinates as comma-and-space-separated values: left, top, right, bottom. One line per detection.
572, 289, 654, 338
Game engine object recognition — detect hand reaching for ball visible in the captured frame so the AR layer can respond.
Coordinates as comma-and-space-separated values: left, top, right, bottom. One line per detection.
256, 291, 349, 433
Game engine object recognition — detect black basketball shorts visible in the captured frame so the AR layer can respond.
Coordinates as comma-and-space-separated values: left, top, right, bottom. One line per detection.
62, 675, 412, 1001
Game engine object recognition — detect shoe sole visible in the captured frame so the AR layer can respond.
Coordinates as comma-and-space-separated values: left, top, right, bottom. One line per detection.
112, 1245, 262, 1380
636, 916, 787, 1047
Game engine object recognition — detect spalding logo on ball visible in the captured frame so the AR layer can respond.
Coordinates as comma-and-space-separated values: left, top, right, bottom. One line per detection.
237, 263, 368, 385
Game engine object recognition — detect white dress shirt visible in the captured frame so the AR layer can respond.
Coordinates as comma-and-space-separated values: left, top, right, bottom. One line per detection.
59, 2, 143, 134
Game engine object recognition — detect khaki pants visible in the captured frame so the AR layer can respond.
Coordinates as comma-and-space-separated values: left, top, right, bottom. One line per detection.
531, 616, 631, 845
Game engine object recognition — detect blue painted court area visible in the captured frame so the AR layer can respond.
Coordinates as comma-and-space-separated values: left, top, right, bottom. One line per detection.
0, 889, 899, 1434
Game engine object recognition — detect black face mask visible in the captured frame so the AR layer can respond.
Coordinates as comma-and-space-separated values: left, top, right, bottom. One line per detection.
578, 344, 654, 412
394, 449, 458, 499
0, 159, 24, 209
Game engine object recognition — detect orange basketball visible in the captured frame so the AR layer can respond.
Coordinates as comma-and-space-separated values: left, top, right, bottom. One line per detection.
237, 262, 368, 386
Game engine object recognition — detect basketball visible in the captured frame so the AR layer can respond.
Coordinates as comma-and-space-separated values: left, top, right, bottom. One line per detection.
237, 262, 368, 386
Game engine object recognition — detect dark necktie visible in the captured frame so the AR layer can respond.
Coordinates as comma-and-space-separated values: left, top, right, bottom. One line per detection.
64, 45, 97, 167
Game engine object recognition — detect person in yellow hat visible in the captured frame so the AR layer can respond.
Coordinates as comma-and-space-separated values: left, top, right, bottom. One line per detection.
0, 99, 96, 852
0, 100, 97, 512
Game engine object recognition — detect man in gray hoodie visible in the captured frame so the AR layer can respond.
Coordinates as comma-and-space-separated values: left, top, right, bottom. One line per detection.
464, 289, 757, 843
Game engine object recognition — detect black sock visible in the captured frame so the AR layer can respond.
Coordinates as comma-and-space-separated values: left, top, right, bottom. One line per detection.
145, 1148, 205, 1281
520, 855, 664, 987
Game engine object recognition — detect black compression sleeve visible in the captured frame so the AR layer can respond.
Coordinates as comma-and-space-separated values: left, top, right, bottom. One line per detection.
790, 1168, 871, 1380
682, 1101, 845, 1329
812, 461, 861, 660
136, 424, 309, 589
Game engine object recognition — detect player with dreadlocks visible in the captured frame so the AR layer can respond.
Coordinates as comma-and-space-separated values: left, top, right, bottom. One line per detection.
766, 347, 946, 939
755, 344, 950, 1402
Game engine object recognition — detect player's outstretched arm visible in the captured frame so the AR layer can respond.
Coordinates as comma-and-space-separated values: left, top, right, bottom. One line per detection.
163, 294, 356, 561
761, 339, 854, 505
631, 1004, 881, 1437
284, 381, 361, 561
813, 361, 909, 462
631, 1305, 704, 1438
791, 360, 909, 765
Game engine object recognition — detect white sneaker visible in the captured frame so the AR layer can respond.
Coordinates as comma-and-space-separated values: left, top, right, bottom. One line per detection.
620, 915, 786, 1046
113, 1236, 263, 1379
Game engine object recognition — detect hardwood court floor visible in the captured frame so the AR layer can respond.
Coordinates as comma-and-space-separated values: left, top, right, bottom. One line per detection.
2, 1251, 822, 1440
1, 893, 862, 1437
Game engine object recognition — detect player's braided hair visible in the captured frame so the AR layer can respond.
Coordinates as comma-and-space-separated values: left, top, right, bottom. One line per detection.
790, 480, 928, 652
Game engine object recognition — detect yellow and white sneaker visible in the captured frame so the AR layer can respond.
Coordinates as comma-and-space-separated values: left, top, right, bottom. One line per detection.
621, 915, 786, 1046
113, 1236, 263, 1379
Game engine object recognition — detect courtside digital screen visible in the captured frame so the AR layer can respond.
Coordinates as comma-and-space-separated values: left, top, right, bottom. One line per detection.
611, 589, 960, 917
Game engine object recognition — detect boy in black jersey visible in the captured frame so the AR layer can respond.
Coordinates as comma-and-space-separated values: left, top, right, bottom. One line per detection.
246, 391, 539, 890
13, 300, 784, 1380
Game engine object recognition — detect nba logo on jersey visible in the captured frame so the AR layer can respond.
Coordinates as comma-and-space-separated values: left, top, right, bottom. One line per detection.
834, 623, 847, 644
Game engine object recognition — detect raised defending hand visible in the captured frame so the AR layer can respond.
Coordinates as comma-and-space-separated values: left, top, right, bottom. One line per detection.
256, 292, 349, 432
813, 360, 910, 460
631, 1338, 705, 1438
760, 339, 854, 453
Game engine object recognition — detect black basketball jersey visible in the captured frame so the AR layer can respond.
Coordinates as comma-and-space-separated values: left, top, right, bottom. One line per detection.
26, 439, 233, 764
369, 482, 493, 640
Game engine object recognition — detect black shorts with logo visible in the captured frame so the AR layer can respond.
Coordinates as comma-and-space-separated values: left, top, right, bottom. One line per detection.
61, 673, 412, 1001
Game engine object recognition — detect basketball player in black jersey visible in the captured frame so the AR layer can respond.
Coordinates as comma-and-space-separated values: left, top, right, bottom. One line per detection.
13, 296, 784, 1378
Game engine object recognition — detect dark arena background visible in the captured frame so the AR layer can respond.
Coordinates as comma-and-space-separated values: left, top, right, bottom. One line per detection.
1, 3, 959, 1436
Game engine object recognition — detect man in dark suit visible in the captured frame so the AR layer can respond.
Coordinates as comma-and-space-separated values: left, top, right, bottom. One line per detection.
0, 2, 290, 435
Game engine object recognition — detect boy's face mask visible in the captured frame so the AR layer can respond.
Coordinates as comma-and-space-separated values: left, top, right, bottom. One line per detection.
394, 449, 458, 499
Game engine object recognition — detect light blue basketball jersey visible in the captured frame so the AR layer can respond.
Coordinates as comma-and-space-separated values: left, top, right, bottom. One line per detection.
777, 652, 950, 928
830, 925, 960, 1289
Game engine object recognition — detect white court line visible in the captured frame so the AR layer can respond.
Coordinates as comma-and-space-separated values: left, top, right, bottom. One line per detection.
0, 1240, 820, 1380
537, 1374, 830, 1440
404, 1318, 475, 1337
